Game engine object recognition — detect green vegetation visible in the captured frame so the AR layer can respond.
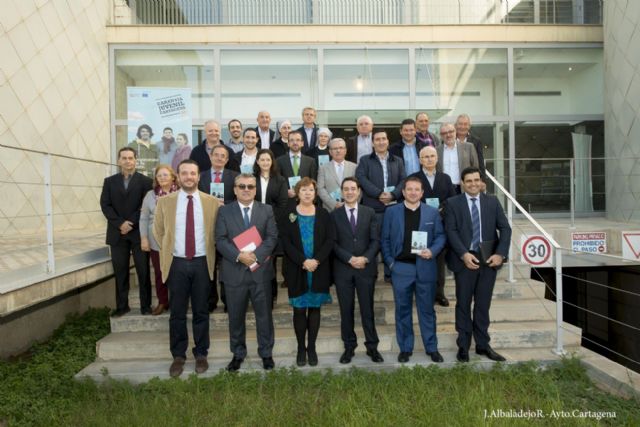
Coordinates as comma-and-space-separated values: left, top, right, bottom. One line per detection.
1, 308, 639, 426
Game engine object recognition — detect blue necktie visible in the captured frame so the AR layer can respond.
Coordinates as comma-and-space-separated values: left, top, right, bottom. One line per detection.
243, 206, 250, 229
349, 208, 357, 234
471, 198, 480, 251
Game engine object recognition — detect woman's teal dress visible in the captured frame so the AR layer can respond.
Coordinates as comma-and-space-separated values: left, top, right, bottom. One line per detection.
288, 214, 332, 308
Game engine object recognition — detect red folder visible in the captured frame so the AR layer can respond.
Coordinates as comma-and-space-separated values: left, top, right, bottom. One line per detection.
232, 226, 266, 271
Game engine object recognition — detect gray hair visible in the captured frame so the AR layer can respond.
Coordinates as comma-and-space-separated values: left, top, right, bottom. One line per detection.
204, 119, 220, 128
318, 127, 333, 139
356, 115, 373, 125
234, 173, 257, 185
329, 138, 346, 149
456, 113, 471, 124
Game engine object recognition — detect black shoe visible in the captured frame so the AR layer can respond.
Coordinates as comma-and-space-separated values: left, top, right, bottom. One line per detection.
140, 307, 152, 315
110, 307, 130, 317
397, 351, 412, 363
208, 302, 217, 313
435, 296, 450, 307
427, 351, 444, 363
296, 350, 306, 367
456, 347, 469, 363
384, 276, 392, 283
226, 357, 244, 372
223, 306, 228, 313
262, 357, 275, 370
307, 348, 318, 366
366, 348, 384, 363
476, 346, 506, 362
339, 348, 355, 364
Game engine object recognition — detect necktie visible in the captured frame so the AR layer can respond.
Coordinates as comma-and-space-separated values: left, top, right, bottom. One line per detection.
349, 208, 356, 234
292, 155, 299, 176
214, 171, 221, 183
471, 197, 480, 251
243, 206, 250, 229
336, 162, 343, 182
185, 195, 195, 259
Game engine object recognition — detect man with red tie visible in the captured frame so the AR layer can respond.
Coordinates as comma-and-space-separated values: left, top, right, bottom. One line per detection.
154, 159, 220, 378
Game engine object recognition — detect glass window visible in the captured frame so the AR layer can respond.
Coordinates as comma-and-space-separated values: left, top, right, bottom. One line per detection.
324, 49, 409, 111
416, 48, 508, 116
220, 49, 318, 124
514, 48, 603, 115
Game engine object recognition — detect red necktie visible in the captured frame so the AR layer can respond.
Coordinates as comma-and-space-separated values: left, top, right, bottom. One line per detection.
214, 171, 221, 183
185, 195, 195, 259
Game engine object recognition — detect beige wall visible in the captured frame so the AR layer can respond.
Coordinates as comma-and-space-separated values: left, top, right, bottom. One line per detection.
604, 0, 640, 221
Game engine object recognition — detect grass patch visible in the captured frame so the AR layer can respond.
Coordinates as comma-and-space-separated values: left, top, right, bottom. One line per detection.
1, 308, 639, 426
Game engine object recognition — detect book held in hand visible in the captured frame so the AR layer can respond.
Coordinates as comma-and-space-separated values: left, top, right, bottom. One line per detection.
210, 182, 224, 200
288, 176, 301, 188
318, 155, 330, 166
330, 189, 342, 202
411, 231, 428, 254
425, 197, 440, 209
240, 164, 254, 174
232, 225, 265, 272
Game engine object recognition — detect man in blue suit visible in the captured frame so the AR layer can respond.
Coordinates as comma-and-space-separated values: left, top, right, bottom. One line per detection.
445, 167, 512, 363
381, 176, 446, 363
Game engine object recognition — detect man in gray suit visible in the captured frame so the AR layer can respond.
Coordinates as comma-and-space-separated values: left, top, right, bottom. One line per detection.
436, 123, 479, 194
331, 177, 383, 364
317, 138, 357, 211
215, 173, 279, 371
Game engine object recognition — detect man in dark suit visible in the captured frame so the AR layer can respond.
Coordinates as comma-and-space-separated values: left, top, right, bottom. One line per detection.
255, 110, 276, 150
276, 131, 318, 205
346, 115, 373, 164
455, 114, 486, 177
190, 119, 239, 173
296, 106, 318, 153
415, 112, 440, 148
199, 144, 239, 312
389, 118, 425, 177
445, 167, 512, 363
381, 176, 447, 363
215, 173, 279, 372
331, 177, 384, 364
409, 146, 456, 307
234, 128, 259, 174
100, 147, 153, 317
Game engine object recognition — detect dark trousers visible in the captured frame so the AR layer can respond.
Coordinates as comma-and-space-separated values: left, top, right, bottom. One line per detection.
454, 263, 497, 351
110, 239, 151, 311
225, 272, 274, 359
150, 249, 168, 306
167, 256, 210, 359
334, 271, 379, 351
391, 261, 438, 353
435, 247, 447, 299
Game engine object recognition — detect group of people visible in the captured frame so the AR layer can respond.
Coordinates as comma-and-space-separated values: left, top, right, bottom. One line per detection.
100, 107, 511, 377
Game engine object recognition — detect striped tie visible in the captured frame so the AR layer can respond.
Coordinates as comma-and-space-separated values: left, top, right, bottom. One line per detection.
471, 197, 480, 251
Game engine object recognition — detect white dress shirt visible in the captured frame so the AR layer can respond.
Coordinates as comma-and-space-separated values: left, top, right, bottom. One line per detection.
443, 142, 460, 185
173, 189, 206, 258
258, 128, 271, 149
260, 176, 269, 203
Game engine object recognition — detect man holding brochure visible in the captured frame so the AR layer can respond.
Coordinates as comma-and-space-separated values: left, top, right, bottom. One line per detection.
380, 176, 446, 364
215, 173, 279, 371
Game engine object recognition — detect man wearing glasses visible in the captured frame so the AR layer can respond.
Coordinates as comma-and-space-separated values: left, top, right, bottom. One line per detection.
215, 173, 279, 372
436, 123, 479, 194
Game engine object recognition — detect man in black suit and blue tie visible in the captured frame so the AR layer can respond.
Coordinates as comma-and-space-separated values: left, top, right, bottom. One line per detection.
445, 167, 512, 363
215, 173, 279, 371
331, 177, 384, 364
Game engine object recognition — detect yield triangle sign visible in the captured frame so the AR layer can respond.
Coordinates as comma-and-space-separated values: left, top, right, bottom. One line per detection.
621, 232, 640, 260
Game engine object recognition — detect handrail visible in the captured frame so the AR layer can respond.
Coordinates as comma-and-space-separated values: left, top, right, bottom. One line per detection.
485, 170, 560, 248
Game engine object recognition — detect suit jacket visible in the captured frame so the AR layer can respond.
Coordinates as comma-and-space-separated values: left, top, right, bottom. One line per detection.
331, 204, 379, 278
254, 174, 288, 225
270, 138, 289, 159
254, 127, 276, 150
100, 172, 153, 245
297, 125, 318, 153
276, 153, 318, 181
380, 202, 446, 283
198, 168, 239, 205
444, 193, 512, 273
317, 160, 357, 211
436, 141, 479, 181
153, 191, 219, 282
281, 207, 336, 297
215, 201, 279, 284
464, 133, 486, 176
355, 152, 406, 213
407, 170, 456, 214
190, 140, 239, 173
346, 135, 372, 164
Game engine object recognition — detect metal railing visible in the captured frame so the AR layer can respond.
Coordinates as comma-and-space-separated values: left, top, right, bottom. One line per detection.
124, 0, 603, 25
0, 145, 113, 295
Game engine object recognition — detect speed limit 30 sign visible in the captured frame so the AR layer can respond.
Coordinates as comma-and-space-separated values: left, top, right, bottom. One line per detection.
520, 235, 553, 267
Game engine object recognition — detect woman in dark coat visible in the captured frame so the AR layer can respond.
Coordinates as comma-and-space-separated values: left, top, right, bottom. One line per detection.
281, 177, 335, 367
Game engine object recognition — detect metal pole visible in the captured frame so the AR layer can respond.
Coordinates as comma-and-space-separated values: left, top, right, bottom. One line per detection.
507, 198, 515, 283
43, 154, 55, 274
553, 247, 565, 355
570, 158, 575, 229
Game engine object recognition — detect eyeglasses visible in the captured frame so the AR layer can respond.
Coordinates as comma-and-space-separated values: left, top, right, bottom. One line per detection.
236, 184, 256, 190
440, 130, 455, 136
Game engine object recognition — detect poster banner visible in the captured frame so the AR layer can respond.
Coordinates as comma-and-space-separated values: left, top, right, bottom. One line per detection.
127, 87, 193, 176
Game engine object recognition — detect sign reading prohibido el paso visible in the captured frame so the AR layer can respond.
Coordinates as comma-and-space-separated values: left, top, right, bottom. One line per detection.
571, 232, 607, 254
